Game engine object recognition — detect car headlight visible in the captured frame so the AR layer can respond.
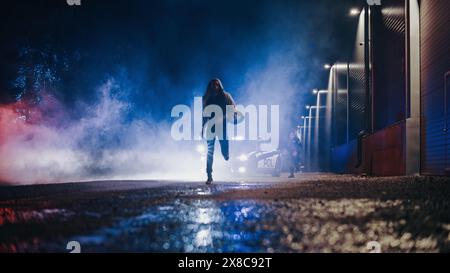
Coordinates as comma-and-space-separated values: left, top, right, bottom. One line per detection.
238, 154, 248, 162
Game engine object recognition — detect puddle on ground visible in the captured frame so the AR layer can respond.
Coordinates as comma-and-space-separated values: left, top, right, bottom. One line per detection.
70, 199, 278, 252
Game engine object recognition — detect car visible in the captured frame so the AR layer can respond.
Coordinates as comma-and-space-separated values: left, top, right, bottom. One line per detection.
231, 149, 283, 177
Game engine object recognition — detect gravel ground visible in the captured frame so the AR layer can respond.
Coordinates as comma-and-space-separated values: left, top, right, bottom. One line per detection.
0, 174, 450, 253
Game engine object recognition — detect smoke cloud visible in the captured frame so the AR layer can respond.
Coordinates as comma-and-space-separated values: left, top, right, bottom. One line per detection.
0, 0, 355, 184
0, 79, 207, 184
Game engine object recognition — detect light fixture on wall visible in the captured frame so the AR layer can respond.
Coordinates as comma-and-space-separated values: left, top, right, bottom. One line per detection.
349, 8, 360, 17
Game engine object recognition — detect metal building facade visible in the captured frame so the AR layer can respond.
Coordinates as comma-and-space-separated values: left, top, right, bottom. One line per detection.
420, 0, 450, 175
313, 0, 450, 176
329, 0, 421, 176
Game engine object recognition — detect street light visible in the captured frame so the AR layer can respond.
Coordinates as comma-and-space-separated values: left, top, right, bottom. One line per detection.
311, 90, 330, 172
331, 62, 351, 143
324, 64, 331, 70
349, 8, 360, 17
307, 106, 326, 110
314, 90, 329, 96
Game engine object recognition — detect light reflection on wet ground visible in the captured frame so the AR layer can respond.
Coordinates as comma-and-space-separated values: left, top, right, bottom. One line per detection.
0, 207, 72, 225
0, 182, 280, 252
70, 199, 279, 253
1, 175, 450, 252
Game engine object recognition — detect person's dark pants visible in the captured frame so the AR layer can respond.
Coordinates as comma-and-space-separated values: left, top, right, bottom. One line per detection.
206, 138, 229, 176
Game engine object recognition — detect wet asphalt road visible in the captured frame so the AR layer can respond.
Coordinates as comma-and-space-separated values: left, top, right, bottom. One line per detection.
1, 174, 450, 253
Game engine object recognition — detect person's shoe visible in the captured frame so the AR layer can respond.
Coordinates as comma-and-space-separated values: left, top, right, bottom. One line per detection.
206, 175, 213, 185
288, 174, 295, 178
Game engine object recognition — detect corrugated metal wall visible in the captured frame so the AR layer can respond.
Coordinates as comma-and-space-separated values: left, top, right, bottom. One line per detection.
420, 0, 450, 175
348, 64, 366, 140
364, 122, 406, 176
371, 0, 406, 132
332, 67, 349, 147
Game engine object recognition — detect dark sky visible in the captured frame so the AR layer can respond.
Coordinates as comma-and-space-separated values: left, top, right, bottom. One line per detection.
0, 0, 363, 122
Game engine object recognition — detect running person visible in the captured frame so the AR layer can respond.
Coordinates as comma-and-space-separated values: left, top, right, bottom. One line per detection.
201, 79, 237, 185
